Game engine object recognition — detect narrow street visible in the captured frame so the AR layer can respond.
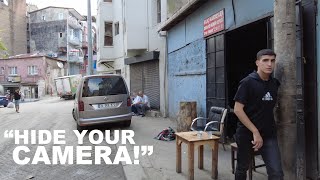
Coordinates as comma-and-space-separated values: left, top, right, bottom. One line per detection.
0, 97, 126, 180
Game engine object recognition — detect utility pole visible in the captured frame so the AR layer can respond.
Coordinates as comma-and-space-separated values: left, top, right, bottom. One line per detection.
274, 0, 300, 179
87, 0, 93, 75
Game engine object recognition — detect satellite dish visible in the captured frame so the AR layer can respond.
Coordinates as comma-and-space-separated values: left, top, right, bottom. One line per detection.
57, 62, 64, 69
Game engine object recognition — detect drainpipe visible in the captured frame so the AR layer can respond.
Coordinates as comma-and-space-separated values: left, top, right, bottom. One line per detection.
159, 30, 168, 117
67, 14, 70, 75
87, 0, 93, 75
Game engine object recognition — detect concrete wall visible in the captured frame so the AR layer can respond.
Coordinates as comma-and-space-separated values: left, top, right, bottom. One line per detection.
167, 0, 188, 18
30, 20, 67, 54
0, 0, 27, 56
168, 39, 206, 117
125, 0, 147, 50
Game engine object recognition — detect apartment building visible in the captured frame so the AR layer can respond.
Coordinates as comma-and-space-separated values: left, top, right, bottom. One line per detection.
96, 0, 167, 116
0, 0, 27, 56
29, 6, 84, 75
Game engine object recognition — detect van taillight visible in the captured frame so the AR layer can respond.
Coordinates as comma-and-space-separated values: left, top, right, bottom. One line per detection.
127, 97, 131, 107
79, 101, 84, 111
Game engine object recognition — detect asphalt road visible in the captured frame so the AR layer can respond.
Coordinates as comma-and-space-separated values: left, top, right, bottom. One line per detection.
0, 97, 126, 180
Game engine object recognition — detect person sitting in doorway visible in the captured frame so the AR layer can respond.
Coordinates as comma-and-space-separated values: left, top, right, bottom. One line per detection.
131, 92, 142, 116
136, 91, 150, 117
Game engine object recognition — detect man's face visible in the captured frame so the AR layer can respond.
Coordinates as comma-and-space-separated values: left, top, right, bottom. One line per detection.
256, 55, 276, 74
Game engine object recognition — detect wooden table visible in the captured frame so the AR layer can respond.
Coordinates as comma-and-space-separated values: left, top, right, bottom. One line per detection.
175, 131, 220, 180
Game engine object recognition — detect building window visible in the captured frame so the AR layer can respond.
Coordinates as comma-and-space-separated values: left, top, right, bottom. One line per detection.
59, 32, 63, 38
9, 67, 17, 75
157, 0, 161, 23
28, 66, 38, 75
0, 67, 4, 74
114, 22, 119, 36
104, 22, 113, 46
42, 15, 46, 21
58, 13, 64, 20
104, 0, 112, 2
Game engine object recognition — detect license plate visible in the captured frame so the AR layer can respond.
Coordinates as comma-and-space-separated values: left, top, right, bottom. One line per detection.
93, 103, 119, 109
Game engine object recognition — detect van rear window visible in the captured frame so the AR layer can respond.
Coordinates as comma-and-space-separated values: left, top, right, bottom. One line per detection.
82, 76, 127, 97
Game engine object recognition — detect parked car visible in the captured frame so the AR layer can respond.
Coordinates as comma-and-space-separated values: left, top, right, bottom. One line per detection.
72, 74, 132, 131
0, 95, 9, 107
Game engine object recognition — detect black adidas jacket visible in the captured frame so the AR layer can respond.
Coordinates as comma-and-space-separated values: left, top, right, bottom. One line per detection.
233, 71, 280, 137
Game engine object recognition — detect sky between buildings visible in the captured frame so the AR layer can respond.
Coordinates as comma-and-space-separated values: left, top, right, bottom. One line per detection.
26, 0, 98, 16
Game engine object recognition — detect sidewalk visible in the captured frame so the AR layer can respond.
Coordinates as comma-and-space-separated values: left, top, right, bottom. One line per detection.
118, 116, 268, 180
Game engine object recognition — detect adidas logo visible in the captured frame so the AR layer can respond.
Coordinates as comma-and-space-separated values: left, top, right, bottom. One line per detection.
262, 92, 273, 101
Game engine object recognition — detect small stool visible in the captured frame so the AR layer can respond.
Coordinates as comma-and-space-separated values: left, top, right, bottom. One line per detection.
231, 142, 266, 180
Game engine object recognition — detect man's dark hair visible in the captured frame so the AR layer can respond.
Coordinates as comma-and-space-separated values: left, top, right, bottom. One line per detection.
256, 49, 276, 60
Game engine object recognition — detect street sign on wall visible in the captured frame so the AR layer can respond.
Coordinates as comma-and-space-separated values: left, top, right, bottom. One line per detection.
203, 9, 225, 37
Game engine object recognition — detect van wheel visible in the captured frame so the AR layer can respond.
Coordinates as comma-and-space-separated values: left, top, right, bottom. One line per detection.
72, 109, 76, 121
77, 124, 84, 132
123, 120, 131, 127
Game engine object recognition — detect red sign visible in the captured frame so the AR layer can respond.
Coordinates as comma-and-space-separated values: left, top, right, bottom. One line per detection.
203, 10, 225, 37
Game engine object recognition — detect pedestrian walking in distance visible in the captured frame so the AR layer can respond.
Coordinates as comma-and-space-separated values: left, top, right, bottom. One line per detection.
233, 49, 284, 180
13, 89, 21, 113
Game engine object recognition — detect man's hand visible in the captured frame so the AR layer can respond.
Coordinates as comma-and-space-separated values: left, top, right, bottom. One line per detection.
252, 131, 263, 151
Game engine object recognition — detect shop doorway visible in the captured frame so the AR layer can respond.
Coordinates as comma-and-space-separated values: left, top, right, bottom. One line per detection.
225, 19, 270, 138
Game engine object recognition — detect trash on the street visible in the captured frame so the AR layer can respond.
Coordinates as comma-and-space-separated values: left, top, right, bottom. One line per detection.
154, 127, 176, 141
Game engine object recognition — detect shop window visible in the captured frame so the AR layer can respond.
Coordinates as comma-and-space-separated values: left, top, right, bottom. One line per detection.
104, 22, 113, 46
9, 67, 17, 75
28, 66, 38, 75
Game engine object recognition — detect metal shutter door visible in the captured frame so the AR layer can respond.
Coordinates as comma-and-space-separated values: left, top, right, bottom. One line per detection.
130, 64, 143, 96
143, 60, 160, 109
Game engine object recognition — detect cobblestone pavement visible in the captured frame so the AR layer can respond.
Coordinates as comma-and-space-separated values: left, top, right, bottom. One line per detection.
0, 97, 126, 180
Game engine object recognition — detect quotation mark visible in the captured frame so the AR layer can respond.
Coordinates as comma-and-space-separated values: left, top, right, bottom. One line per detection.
4, 130, 14, 138
133, 146, 153, 164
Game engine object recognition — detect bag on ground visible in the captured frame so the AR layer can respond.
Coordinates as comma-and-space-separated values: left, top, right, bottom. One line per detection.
154, 127, 176, 141
7, 102, 14, 108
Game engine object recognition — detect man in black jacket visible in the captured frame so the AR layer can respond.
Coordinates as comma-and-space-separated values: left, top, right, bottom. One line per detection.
233, 49, 283, 180
13, 89, 21, 113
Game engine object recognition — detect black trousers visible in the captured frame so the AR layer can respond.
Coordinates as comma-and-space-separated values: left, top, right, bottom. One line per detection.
235, 133, 284, 180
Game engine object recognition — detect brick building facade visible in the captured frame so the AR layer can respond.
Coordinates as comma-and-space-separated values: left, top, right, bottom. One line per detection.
0, 54, 66, 99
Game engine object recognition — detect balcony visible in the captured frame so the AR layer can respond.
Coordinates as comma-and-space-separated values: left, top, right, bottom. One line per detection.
68, 55, 84, 63
68, 17, 82, 29
69, 37, 81, 46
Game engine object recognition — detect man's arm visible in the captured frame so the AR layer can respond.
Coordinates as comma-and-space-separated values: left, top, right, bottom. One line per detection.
234, 101, 263, 150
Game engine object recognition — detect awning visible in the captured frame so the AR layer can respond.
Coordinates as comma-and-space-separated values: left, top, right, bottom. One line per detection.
124, 51, 160, 65
158, 0, 208, 31
1, 83, 20, 87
